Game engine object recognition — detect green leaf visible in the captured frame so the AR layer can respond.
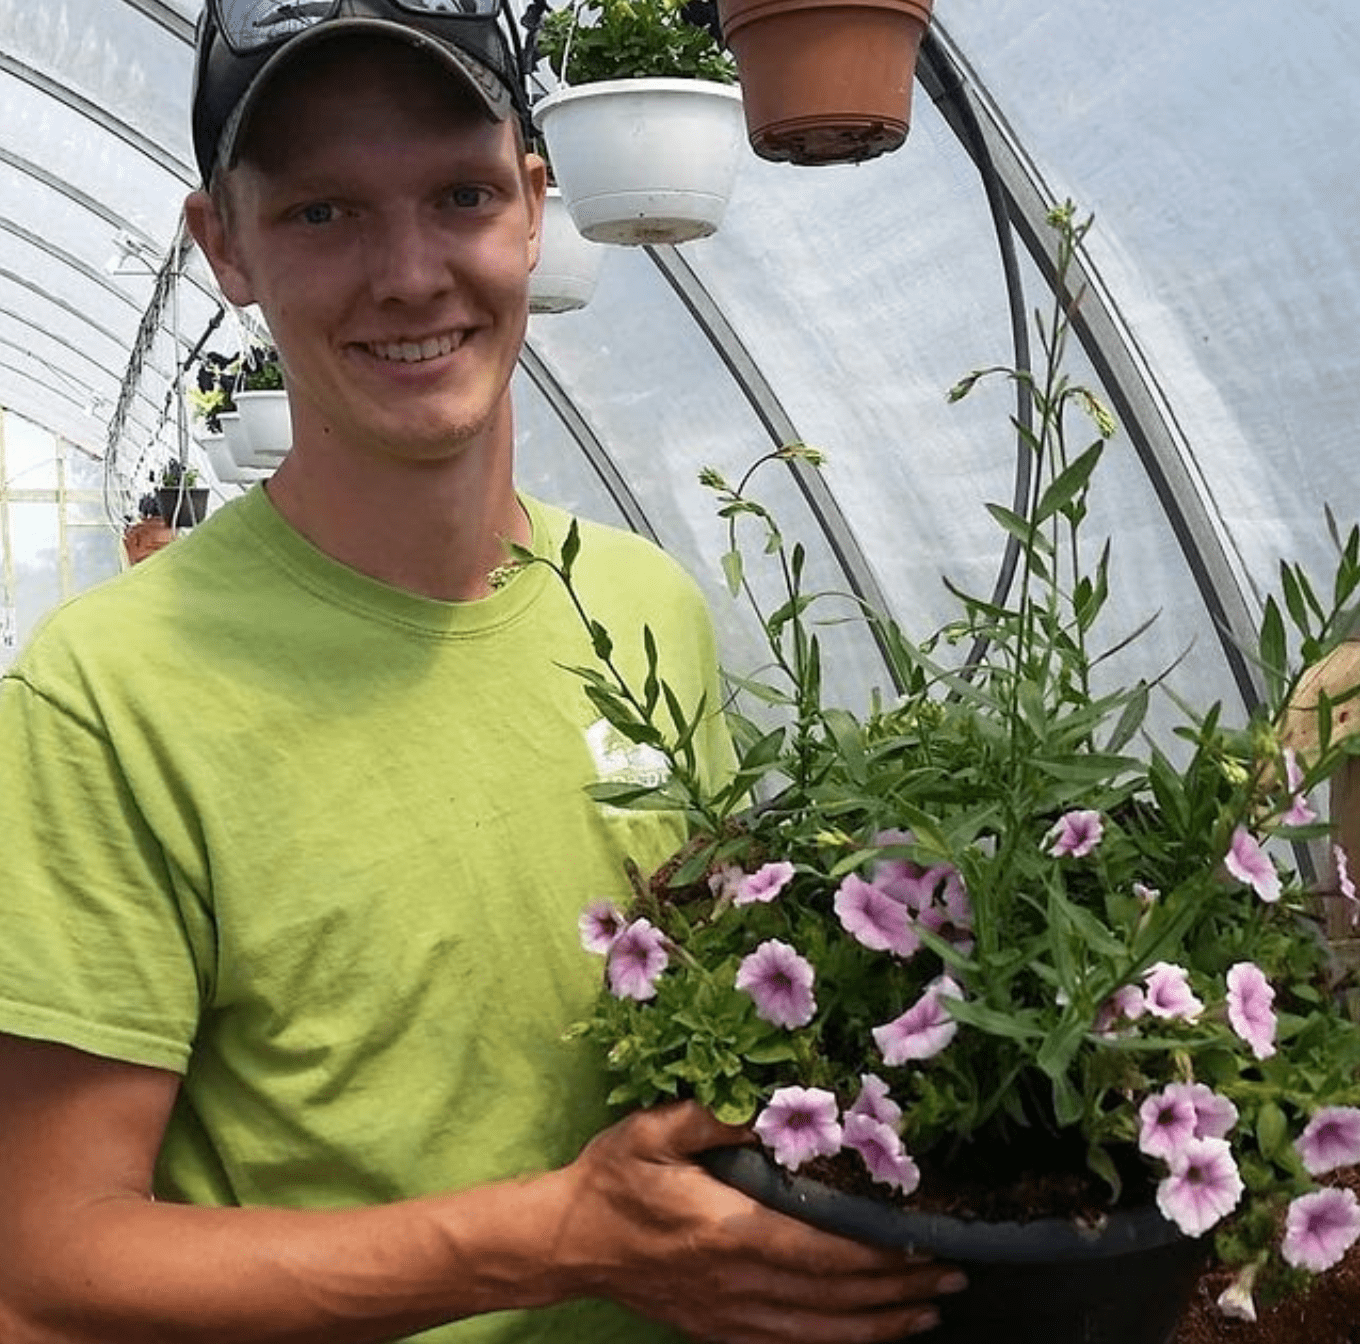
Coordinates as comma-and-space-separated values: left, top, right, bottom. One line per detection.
945, 999, 1045, 1042
560, 517, 581, 575
1104, 683, 1149, 753
821, 708, 867, 784
1051, 1071, 1084, 1127
1034, 441, 1103, 525
1258, 596, 1287, 703
721, 549, 743, 598
985, 503, 1054, 556
1255, 1101, 1290, 1161
589, 619, 614, 662
1037, 1013, 1087, 1080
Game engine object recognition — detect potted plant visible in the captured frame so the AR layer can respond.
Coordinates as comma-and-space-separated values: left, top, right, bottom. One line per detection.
524, 206, 1360, 1341
186, 351, 236, 438
121, 492, 176, 564
186, 352, 265, 485
530, 141, 609, 313
716, 0, 936, 164
156, 460, 209, 529
528, 0, 745, 245
231, 343, 290, 466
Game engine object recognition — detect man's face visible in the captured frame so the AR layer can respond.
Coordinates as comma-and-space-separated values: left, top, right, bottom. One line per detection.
192, 41, 544, 466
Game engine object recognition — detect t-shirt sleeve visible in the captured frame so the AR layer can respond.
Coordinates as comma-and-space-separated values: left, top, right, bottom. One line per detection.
0, 672, 206, 1073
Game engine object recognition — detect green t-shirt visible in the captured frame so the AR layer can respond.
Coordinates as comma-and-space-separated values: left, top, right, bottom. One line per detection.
0, 487, 732, 1343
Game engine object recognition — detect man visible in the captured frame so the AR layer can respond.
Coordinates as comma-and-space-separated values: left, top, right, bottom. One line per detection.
0, 4, 959, 1340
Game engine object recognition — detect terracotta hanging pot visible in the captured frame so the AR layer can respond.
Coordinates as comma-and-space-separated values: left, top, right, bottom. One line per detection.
717, 0, 935, 165
122, 518, 175, 565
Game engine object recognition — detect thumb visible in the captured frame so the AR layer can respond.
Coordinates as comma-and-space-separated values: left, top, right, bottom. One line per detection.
631, 1100, 756, 1162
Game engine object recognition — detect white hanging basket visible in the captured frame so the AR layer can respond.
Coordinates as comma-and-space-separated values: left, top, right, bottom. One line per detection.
533, 79, 745, 246
234, 389, 291, 466
200, 430, 268, 486
220, 412, 255, 469
530, 187, 607, 314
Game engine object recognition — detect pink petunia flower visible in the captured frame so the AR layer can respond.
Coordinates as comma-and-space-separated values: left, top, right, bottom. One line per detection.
1044, 809, 1105, 858
835, 873, 921, 958
847, 1073, 902, 1129
1171, 1081, 1239, 1142
1281, 748, 1319, 826
606, 919, 669, 1001
1225, 962, 1277, 1060
1143, 962, 1204, 1022
579, 899, 627, 954
1282, 1186, 1360, 1273
1295, 1106, 1360, 1176
1224, 827, 1281, 903
871, 830, 973, 931
1155, 1137, 1244, 1237
873, 976, 963, 1065
1138, 1087, 1200, 1161
753, 1086, 843, 1171
735, 939, 817, 1030
734, 861, 797, 907
1094, 983, 1146, 1036
843, 1111, 921, 1193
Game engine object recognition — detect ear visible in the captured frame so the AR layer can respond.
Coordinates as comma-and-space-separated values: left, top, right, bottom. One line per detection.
522, 152, 548, 272
184, 187, 258, 309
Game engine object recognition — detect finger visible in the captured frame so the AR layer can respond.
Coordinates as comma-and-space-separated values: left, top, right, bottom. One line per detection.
625, 1100, 754, 1161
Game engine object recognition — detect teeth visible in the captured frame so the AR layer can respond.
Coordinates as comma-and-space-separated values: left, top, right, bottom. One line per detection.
370, 332, 459, 363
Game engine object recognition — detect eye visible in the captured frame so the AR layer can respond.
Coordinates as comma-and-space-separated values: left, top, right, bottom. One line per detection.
297, 201, 336, 225
446, 185, 492, 210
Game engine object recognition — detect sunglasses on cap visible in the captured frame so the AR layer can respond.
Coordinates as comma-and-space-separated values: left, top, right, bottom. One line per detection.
210, 0, 508, 57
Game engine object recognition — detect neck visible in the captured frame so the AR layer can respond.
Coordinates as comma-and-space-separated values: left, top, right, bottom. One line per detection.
263, 405, 530, 602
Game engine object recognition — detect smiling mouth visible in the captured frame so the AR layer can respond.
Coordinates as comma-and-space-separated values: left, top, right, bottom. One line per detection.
365, 331, 463, 364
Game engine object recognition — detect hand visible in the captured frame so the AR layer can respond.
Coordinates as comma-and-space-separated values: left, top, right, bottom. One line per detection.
550, 1101, 964, 1343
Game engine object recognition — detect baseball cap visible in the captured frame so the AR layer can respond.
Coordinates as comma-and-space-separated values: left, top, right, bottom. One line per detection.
191, 0, 529, 186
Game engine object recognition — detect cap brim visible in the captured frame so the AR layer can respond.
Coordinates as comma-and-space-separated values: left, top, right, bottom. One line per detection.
213, 18, 513, 183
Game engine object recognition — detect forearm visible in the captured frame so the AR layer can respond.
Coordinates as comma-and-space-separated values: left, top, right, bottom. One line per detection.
4, 1168, 582, 1344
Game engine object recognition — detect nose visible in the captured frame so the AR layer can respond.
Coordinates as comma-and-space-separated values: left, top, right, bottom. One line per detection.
363, 207, 454, 307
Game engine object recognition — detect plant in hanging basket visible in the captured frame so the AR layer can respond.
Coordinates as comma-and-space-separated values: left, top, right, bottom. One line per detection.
521, 205, 1360, 1335
187, 350, 239, 435
156, 459, 209, 529
532, 0, 736, 84
239, 342, 284, 391
528, 0, 745, 246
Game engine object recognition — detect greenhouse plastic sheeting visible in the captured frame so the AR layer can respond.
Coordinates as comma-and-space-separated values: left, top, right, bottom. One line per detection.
1, 0, 1357, 728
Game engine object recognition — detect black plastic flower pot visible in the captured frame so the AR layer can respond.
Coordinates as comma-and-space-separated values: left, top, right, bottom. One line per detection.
156, 486, 209, 529
699, 1146, 1207, 1344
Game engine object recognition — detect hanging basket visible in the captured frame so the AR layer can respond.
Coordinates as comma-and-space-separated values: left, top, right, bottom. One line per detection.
200, 430, 268, 486
701, 1147, 1206, 1344
533, 79, 745, 245
122, 518, 175, 565
156, 486, 209, 529
234, 389, 291, 465
717, 0, 934, 165
530, 187, 607, 313
221, 412, 256, 470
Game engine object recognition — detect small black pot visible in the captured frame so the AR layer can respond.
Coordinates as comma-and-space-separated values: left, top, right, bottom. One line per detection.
156, 486, 209, 529
700, 1146, 1206, 1344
